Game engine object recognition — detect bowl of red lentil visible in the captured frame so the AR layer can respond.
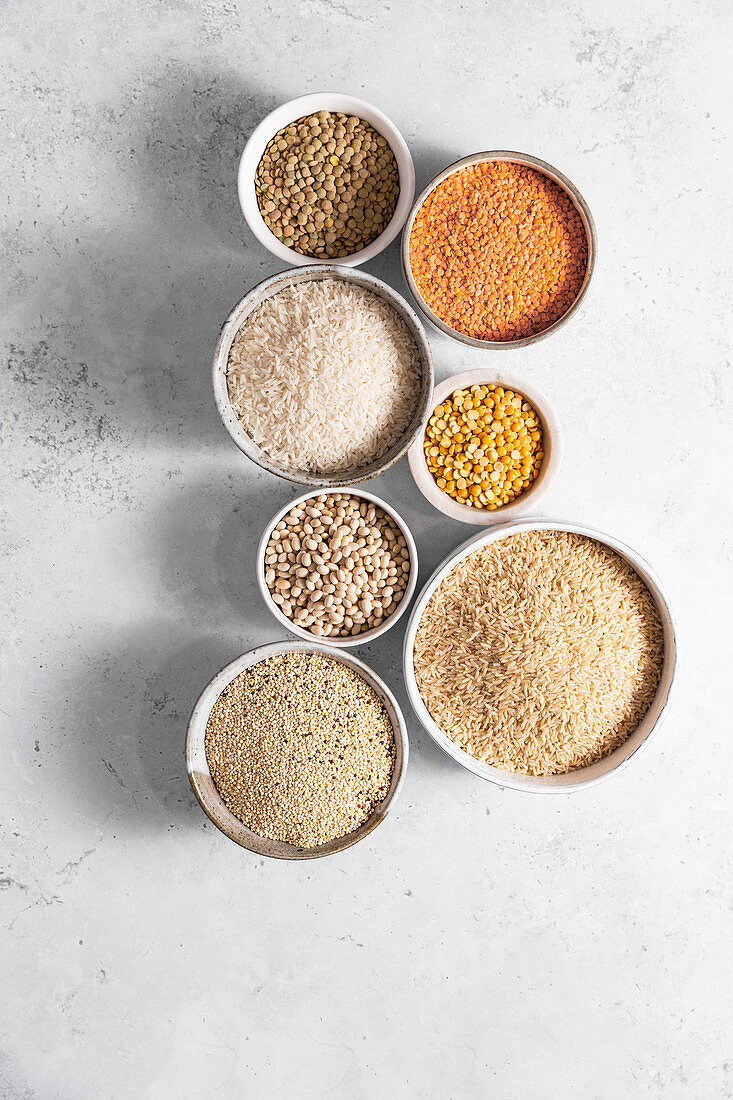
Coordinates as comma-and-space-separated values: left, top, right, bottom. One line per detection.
408, 369, 562, 524
402, 151, 596, 348
186, 641, 409, 859
239, 92, 415, 267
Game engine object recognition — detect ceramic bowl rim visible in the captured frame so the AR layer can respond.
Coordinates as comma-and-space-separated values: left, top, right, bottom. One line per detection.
407, 367, 562, 526
186, 640, 409, 858
256, 486, 419, 647
401, 149, 597, 348
238, 91, 415, 267
402, 517, 677, 793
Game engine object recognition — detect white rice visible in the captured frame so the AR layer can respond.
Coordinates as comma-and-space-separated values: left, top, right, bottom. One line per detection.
226, 278, 421, 473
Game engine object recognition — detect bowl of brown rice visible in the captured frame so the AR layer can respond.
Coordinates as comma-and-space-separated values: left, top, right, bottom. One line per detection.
186, 641, 408, 858
212, 265, 433, 486
403, 519, 677, 792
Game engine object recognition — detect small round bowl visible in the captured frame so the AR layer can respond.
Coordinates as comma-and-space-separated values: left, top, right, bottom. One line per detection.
186, 641, 409, 859
403, 518, 677, 793
257, 487, 418, 648
238, 92, 415, 267
402, 150, 597, 349
408, 369, 562, 525
212, 265, 434, 486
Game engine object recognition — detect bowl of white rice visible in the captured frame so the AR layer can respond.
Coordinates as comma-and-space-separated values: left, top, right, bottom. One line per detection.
403, 519, 677, 793
213, 266, 433, 486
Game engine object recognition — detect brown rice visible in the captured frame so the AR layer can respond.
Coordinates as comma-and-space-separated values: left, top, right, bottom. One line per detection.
413, 531, 664, 775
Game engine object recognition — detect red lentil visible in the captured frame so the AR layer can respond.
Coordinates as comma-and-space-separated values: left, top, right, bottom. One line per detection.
408, 160, 588, 342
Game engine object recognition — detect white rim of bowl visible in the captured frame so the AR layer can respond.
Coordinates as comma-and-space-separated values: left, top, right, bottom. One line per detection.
401, 150, 597, 348
186, 640, 409, 859
238, 92, 416, 267
257, 487, 419, 648
403, 517, 678, 793
212, 264, 434, 486
408, 368, 562, 526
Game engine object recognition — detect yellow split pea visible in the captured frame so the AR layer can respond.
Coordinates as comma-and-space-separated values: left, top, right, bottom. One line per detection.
424, 384, 544, 509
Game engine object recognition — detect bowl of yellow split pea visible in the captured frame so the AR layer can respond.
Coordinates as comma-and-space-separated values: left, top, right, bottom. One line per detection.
408, 369, 562, 525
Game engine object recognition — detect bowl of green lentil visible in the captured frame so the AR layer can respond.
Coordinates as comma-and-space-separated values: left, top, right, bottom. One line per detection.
186, 641, 409, 859
238, 93, 415, 266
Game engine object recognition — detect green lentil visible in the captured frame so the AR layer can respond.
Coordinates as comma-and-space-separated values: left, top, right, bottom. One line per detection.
254, 111, 400, 258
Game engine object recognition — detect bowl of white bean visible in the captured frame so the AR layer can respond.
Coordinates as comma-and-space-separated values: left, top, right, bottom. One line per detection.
257, 488, 418, 648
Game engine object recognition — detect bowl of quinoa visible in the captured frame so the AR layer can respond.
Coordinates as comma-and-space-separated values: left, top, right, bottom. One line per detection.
186, 642, 408, 858
402, 151, 596, 348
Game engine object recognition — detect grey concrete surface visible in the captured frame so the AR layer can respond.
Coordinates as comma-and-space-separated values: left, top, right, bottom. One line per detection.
2, 0, 732, 1096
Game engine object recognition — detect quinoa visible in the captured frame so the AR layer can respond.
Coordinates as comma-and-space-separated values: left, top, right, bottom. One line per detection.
204, 651, 395, 848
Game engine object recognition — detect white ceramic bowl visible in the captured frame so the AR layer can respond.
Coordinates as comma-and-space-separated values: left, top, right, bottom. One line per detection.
408, 369, 562, 525
402, 150, 597, 348
238, 92, 415, 267
186, 641, 409, 859
257, 487, 418, 648
213, 265, 434, 486
403, 518, 677, 793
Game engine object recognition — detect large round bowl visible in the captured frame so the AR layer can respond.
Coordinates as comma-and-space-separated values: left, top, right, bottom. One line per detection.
403, 518, 677, 793
257, 487, 418, 648
238, 92, 415, 267
186, 641, 409, 859
408, 368, 562, 525
213, 265, 434, 486
402, 151, 597, 349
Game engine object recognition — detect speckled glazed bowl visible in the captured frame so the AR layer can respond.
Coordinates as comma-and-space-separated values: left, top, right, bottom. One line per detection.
408, 368, 562, 525
403, 519, 677, 793
186, 641, 409, 859
212, 265, 434, 486
402, 150, 597, 349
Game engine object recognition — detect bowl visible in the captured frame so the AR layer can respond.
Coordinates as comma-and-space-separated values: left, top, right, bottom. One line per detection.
403, 518, 677, 793
186, 640, 409, 859
257, 487, 418, 648
408, 368, 562, 525
402, 150, 597, 348
238, 92, 415, 267
212, 265, 434, 486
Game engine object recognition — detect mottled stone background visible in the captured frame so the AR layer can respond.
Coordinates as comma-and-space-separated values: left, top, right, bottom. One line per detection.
2, 0, 731, 1096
